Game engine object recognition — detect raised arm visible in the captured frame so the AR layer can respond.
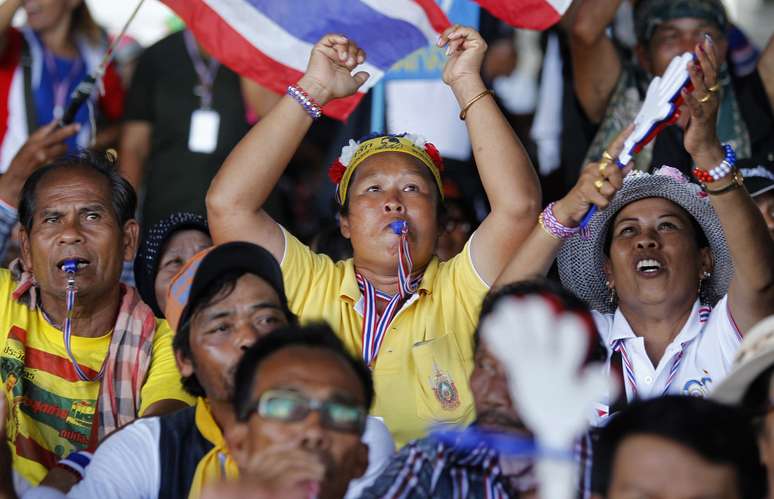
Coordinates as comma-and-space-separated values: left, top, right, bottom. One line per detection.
569, 0, 623, 123
439, 26, 540, 285
684, 36, 774, 333
206, 35, 368, 262
118, 122, 151, 192
494, 128, 631, 288
758, 33, 774, 113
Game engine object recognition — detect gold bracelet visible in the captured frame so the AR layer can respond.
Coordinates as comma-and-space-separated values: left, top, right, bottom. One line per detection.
459, 89, 494, 120
702, 170, 744, 195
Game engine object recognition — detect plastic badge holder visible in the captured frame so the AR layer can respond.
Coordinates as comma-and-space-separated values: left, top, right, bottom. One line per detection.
579, 52, 695, 228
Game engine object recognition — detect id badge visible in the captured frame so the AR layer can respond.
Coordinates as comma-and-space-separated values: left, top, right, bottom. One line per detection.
188, 109, 220, 153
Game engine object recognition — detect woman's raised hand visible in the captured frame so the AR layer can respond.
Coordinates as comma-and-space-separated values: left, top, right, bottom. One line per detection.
553, 125, 634, 227
439, 25, 487, 90
682, 34, 724, 165
299, 34, 370, 106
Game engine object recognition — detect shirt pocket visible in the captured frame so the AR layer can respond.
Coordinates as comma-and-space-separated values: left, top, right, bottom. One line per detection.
411, 333, 473, 426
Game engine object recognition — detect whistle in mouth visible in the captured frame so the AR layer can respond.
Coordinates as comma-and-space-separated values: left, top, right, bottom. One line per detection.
390, 220, 407, 235
62, 259, 78, 274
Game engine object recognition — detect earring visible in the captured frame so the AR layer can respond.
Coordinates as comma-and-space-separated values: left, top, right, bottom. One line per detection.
606, 281, 617, 305
698, 272, 711, 301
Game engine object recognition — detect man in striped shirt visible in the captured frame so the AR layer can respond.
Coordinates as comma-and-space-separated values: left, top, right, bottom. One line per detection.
359, 280, 605, 499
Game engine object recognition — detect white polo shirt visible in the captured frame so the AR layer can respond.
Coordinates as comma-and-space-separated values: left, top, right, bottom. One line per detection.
594, 296, 741, 417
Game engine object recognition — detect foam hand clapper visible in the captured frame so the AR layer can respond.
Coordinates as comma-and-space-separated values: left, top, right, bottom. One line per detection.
580, 51, 693, 228
481, 296, 615, 499
618, 51, 694, 165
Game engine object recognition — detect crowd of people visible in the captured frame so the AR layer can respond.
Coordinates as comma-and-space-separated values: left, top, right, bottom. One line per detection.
0, 0, 774, 498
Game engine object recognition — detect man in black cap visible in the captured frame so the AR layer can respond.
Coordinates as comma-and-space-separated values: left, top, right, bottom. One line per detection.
740, 163, 774, 239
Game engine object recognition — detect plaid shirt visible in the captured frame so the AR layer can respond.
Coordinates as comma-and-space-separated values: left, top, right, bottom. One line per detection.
0, 199, 17, 263
358, 430, 593, 499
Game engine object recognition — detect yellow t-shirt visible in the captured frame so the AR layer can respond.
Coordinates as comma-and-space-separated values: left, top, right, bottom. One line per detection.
280, 227, 489, 447
0, 269, 193, 485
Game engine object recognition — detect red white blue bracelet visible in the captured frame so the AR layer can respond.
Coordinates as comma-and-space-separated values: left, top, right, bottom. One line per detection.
692, 143, 736, 184
287, 84, 322, 119
539, 202, 580, 240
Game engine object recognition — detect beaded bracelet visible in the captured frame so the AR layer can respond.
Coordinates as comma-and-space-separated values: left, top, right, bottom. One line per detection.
692, 143, 736, 184
287, 84, 322, 119
539, 202, 580, 240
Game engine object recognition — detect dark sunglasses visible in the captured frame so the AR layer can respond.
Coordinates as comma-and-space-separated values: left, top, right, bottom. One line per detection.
245, 389, 367, 433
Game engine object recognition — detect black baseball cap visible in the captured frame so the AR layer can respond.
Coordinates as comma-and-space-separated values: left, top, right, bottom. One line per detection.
165, 241, 288, 332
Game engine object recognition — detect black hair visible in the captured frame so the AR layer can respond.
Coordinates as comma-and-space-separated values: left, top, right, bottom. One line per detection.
18, 150, 136, 232
233, 323, 374, 428
173, 269, 298, 397
475, 279, 607, 365
595, 396, 766, 499
741, 365, 774, 435
602, 200, 710, 256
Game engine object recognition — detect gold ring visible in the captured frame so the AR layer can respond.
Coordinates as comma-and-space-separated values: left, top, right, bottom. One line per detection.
698, 93, 711, 103
707, 83, 721, 93
602, 150, 615, 161
598, 162, 609, 176
594, 179, 605, 192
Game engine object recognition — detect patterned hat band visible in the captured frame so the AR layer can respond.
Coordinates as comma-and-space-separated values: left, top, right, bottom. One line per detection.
329, 133, 445, 206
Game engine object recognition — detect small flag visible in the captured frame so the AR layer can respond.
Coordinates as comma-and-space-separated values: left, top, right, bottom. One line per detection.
473, 0, 572, 30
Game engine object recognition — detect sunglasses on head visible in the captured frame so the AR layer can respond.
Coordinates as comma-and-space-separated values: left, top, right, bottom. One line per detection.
246, 389, 367, 433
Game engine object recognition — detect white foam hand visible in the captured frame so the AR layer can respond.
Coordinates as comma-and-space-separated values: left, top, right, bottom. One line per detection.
481, 296, 615, 499
619, 52, 693, 165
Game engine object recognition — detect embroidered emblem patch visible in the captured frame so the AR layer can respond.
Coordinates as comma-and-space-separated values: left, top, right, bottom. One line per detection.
683, 370, 713, 397
430, 365, 460, 411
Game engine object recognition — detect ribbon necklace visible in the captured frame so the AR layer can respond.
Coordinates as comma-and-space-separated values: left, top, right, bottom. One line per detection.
356, 220, 422, 368
612, 305, 708, 400
63, 259, 105, 382
43, 47, 84, 121
183, 30, 220, 109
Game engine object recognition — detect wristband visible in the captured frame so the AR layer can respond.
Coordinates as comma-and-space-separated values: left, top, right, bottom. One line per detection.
287, 84, 322, 119
539, 202, 580, 240
57, 450, 93, 482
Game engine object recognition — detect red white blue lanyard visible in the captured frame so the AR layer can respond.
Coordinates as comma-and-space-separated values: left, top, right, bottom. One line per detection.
43, 48, 84, 120
183, 30, 219, 109
356, 221, 421, 368
63, 261, 105, 382
612, 306, 709, 398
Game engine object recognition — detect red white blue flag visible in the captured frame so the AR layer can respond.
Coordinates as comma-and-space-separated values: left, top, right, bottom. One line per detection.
473, 0, 571, 30
161, 0, 451, 120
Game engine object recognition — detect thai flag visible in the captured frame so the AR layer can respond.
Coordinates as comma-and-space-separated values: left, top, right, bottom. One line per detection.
161, 0, 450, 120
473, 0, 571, 30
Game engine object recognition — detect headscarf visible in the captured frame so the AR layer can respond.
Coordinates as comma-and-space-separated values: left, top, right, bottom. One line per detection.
329, 133, 444, 206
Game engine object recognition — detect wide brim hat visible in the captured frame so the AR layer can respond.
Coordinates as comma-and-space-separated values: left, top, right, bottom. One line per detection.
134, 212, 209, 317
557, 167, 733, 314
712, 315, 774, 405
165, 241, 287, 332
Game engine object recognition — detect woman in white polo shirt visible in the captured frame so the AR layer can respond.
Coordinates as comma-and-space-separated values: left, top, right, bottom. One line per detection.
495, 34, 774, 415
